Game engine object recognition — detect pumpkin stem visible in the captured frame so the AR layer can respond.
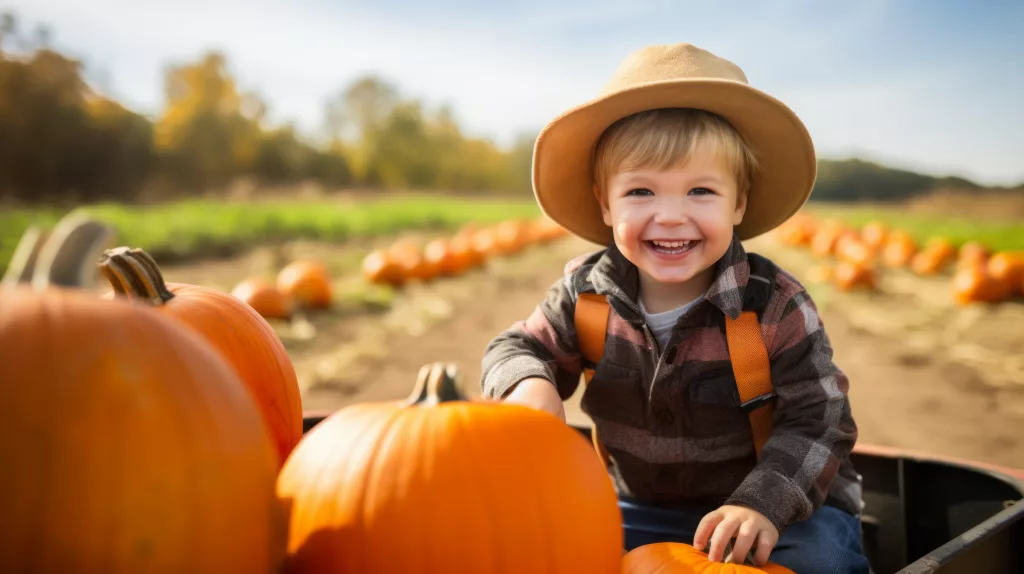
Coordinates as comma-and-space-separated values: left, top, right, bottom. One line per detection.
405, 362, 467, 406
98, 247, 175, 306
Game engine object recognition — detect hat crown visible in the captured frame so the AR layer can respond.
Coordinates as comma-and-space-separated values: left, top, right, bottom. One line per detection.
600, 43, 749, 96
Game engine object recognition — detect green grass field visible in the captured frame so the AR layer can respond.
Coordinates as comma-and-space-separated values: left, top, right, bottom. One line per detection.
804, 205, 1024, 252
4, 196, 1022, 280
0, 196, 541, 277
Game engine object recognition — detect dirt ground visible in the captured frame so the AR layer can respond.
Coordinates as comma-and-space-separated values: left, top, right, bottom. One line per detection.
160, 232, 1024, 470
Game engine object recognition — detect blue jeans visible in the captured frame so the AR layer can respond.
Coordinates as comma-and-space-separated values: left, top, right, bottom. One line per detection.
621, 500, 871, 573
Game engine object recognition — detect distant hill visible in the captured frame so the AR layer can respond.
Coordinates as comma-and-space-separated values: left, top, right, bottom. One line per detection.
810, 158, 1023, 202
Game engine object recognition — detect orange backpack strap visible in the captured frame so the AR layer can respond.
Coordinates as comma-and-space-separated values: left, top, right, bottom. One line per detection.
724, 311, 775, 458
576, 292, 611, 383
574, 292, 612, 465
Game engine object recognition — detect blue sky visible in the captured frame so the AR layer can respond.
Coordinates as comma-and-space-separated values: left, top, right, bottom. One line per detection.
8, 0, 1024, 186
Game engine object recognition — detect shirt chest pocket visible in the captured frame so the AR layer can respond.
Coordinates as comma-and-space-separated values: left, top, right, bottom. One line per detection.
683, 369, 750, 435
580, 360, 647, 428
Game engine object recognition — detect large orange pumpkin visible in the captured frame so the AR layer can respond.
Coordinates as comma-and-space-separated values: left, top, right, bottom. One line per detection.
622, 543, 794, 574
99, 247, 303, 468
0, 286, 284, 572
232, 277, 293, 320
277, 363, 623, 573
277, 260, 333, 309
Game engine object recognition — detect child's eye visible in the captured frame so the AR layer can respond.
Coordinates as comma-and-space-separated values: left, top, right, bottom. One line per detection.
689, 187, 715, 196
625, 188, 653, 197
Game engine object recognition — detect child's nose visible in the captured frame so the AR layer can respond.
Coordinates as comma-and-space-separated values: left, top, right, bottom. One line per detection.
653, 204, 689, 226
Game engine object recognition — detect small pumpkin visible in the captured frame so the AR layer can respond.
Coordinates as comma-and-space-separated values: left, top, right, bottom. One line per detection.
958, 241, 989, 266
860, 221, 888, 250
834, 235, 874, 266
362, 249, 406, 286
951, 266, 1012, 305
810, 225, 844, 258
276, 363, 622, 574
910, 250, 948, 276
622, 542, 794, 574
987, 252, 1024, 296
833, 261, 877, 291
494, 220, 530, 254
423, 238, 463, 276
232, 277, 293, 320
99, 247, 303, 468
277, 260, 333, 309
882, 231, 917, 268
924, 237, 956, 264
0, 286, 284, 572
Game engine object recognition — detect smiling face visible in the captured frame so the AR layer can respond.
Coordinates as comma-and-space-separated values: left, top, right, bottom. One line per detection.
598, 147, 747, 305
592, 109, 757, 310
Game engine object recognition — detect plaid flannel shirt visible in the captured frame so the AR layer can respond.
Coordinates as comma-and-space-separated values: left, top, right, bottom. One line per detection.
481, 233, 863, 534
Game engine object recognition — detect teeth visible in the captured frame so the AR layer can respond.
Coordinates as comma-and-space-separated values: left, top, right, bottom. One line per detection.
652, 240, 692, 248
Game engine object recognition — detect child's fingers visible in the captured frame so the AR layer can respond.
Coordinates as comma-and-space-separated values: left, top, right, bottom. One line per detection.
707, 516, 741, 562
752, 528, 777, 566
692, 510, 723, 551
727, 521, 758, 564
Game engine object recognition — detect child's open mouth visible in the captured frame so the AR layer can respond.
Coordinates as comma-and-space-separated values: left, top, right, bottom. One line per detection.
645, 239, 700, 257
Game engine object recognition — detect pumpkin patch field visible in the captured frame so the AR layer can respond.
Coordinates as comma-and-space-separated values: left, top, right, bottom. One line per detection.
1, 193, 1023, 571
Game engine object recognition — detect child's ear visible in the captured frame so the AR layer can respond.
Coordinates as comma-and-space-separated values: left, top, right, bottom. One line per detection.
593, 184, 612, 226
732, 188, 748, 226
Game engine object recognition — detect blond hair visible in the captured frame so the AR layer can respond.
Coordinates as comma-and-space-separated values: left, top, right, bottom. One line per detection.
592, 108, 760, 198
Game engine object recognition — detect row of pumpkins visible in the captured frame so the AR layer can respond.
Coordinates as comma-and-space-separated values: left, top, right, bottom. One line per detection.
774, 213, 1024, 305
1, 244, 784, 573
362, 215, 568, 287
221, 215, 570, 322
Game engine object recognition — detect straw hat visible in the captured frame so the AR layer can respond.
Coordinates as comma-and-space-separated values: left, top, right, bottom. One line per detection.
532, 43, 816, 245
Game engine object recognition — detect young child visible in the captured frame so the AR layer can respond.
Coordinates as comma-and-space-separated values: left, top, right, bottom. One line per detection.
481, 43, 869, 573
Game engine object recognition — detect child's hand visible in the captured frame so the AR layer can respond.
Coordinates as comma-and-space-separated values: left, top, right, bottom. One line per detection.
502, 377, 566, 422
693, 505, 779, 566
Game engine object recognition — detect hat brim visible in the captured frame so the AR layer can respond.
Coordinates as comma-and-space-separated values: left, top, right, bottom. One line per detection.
532, 78, 816, 245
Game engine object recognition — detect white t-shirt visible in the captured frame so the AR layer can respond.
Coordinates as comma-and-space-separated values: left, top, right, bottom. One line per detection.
639, 297, 704, 350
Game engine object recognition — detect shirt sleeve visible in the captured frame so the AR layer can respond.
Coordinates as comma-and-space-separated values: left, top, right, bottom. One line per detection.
480, 273, 584, 401
724, 288, 858, 534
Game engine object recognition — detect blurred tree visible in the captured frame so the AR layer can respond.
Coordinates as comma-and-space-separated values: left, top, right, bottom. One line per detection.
324, 75, 397, 182
154, 51, 262, 190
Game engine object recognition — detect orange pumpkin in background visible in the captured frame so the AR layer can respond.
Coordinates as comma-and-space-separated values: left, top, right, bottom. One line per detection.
362, 249, 406, 286
860, 220, 888, 251
952, 266, 1011, 305
924, 237, 956, 264
423, 238, 462, 276
277, 363, 622, 574
957, 241, 989, 269
987, 252, 1024, 296
232, 277, 293, 320
277, 259, 333, 309
833, 261, 878, 291
0, 286, 284, 572
810, 221, 848, 258
99, 247, 303, 468
494, 219, 529, 254
882, 231, 917, 268
834, 235, 874, 266
622, 542, 795, 574
910, 250, 948, 276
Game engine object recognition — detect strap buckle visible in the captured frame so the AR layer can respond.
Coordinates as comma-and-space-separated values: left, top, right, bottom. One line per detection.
739, 392, 777, 413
